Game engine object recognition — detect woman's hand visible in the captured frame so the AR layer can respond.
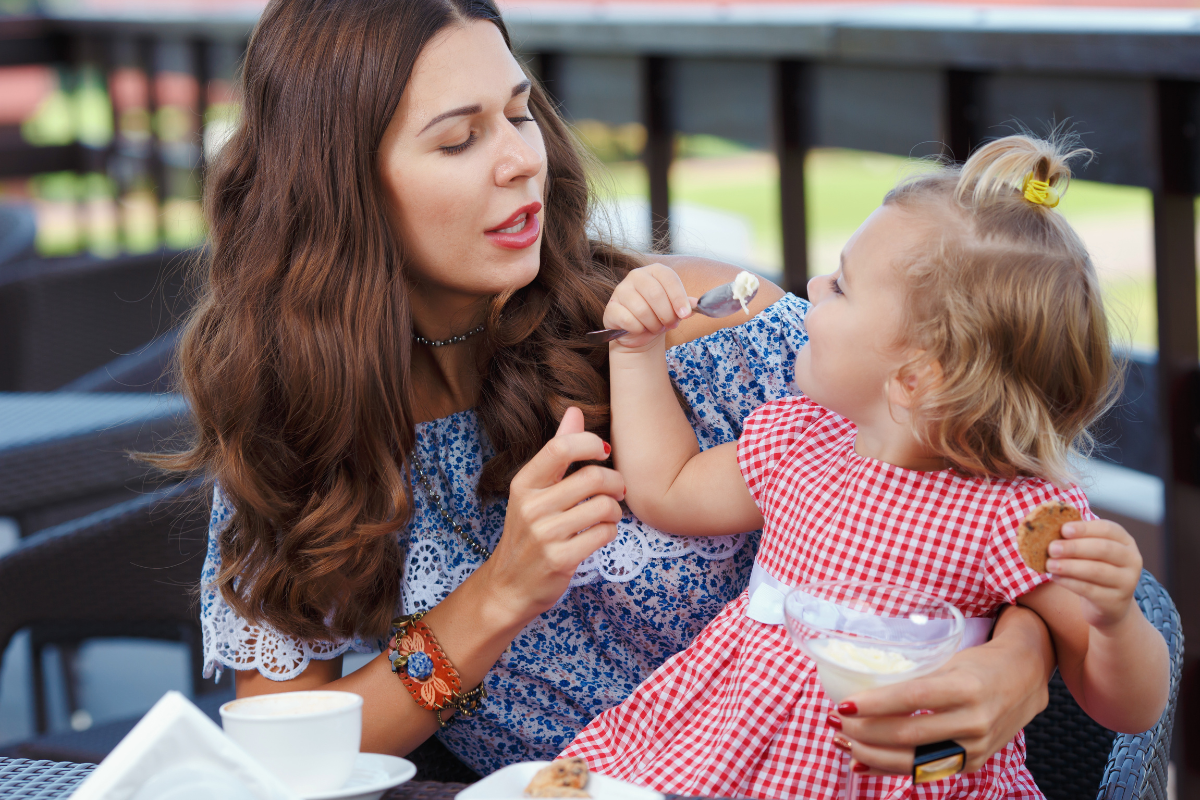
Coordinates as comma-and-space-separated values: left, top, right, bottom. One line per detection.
828, 604, 1054, 776
603, 263, 695, 352
480, 406, 626, 620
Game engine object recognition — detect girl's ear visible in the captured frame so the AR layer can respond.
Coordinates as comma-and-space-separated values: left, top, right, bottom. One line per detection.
889, 356, 943, 411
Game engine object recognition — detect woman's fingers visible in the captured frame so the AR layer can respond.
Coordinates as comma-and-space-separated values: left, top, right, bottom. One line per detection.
543, 493, 624, 538
836, 702, 982, 753
840, 744, 913, 778
530, 465, 626, 523
515, 431, 610, 490
555, 406, 585, 437
836, 670, 970, 719
559, 521, 620, 564
837, 706, 995, 776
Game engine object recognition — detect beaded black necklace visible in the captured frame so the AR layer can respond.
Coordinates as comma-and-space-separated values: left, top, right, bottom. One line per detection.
410, 459, 492, 560
412, 325, 485, 348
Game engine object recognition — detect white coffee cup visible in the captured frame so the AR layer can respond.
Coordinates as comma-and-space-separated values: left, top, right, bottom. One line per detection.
219, 690, 363, 793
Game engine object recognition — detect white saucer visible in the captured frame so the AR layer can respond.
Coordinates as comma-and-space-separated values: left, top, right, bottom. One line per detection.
455, 761, 664, 800
300, 753, 417, 800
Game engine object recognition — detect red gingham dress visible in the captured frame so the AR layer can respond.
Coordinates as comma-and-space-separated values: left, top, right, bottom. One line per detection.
562, 395, 1095, 799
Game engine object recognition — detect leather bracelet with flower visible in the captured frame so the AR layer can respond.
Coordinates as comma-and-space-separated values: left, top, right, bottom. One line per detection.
387, 612, 487, 728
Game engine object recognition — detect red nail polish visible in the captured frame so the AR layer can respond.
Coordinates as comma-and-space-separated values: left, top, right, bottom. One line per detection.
853, 761, 871, 773
832, 735, 852, 752
837, 702, 858, 715
826, 714, 842, 730
602, 442, 611, 456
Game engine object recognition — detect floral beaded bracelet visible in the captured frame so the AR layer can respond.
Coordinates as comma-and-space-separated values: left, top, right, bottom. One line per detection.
387, 611, 487, 728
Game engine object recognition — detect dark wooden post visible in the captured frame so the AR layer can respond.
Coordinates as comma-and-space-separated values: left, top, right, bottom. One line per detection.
774, 60, 810, 298
643, 56, 673, 254
70, 32, 108, 175
1154, 79, 1200, 795
945, 70, 986, 164
534, 52, 563, 110
191, 38, 209, 176
138, 36, 164, 246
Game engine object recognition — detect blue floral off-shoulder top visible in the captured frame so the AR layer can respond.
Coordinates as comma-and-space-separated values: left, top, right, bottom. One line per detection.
200, 293, 809, 775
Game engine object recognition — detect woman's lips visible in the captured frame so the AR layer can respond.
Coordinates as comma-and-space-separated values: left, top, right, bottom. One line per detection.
486, 203, 542, 250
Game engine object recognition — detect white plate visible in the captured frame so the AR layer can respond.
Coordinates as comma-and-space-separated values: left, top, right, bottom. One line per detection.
300, 753, 417, 800
456, 761, 664, 800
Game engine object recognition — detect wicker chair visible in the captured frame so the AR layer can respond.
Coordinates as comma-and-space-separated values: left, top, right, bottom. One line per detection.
0, 479, 211, 738
59, 329, 180, 395
0, 248, 192, 392
1024, 570, 1182, 800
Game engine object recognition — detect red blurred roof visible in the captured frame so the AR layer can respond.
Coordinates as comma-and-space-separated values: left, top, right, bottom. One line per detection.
49, 0, 1200, 11
498, 0, 1197, 6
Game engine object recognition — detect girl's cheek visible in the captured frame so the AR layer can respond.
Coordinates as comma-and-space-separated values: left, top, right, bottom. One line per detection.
802, 304, 823, 342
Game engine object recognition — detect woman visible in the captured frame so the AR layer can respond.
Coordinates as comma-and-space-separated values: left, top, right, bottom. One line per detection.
175, 0, 1058, 781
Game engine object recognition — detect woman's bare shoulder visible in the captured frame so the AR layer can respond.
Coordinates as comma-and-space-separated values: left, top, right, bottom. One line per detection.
632, 254, 786, 347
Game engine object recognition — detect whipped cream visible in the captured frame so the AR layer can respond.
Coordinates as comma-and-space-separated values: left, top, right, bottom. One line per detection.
813, 640, 918, 674
731, 271, 759, 314
808, 639, 922, 702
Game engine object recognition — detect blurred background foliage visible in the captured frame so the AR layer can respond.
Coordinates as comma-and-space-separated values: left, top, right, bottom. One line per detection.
0, 57, 1174, 352
1, 58, 236, 258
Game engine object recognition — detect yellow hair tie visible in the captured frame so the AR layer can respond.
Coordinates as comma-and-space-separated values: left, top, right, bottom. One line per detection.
1021, 173, 1060, 208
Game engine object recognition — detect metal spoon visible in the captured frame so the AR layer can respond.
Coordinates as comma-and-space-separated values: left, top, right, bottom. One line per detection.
585, 279, 760, 345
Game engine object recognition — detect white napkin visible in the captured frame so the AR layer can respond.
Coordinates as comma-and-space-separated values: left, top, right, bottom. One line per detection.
69, 691, 300, 800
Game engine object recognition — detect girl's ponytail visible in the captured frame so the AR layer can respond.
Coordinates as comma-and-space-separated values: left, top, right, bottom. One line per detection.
956, 132, 1091, 210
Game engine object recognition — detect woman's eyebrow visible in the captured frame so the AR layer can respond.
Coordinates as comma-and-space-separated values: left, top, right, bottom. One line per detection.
418, 82, 532, 136
419, 104, 482, 135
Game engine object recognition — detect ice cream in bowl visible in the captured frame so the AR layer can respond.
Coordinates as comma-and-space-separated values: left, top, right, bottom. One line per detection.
783, 581, 965, 703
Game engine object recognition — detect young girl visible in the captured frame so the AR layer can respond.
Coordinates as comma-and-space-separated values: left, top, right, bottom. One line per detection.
560, 134, 1169, 799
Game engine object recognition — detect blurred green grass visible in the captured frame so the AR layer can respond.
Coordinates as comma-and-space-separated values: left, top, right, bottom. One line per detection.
595, 146, 1173, 350
597, 148, 1149, 242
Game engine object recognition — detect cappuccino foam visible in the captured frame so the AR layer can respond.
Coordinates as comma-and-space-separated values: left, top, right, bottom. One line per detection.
223, 691, 358, 718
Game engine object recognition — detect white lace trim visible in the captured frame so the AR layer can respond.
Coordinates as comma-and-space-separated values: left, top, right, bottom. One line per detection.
202, 529, 748, 684
395, 521, 751, 615
200, 584, 376, 682
570, 523, 748, 586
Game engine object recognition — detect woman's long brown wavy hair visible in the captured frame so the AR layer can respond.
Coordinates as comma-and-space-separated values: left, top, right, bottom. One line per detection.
156, 0, 638, 642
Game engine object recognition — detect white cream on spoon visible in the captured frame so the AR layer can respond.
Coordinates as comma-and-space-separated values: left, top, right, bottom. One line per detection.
731, 271, 760, 314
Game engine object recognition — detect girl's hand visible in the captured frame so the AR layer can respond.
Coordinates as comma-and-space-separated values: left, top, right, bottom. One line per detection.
603, 263, 695, 352
482, 407, 626, 620
1045, 520, 1143, 631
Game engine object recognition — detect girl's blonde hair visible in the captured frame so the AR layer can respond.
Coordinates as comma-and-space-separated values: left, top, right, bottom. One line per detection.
884, 133, 1118, 487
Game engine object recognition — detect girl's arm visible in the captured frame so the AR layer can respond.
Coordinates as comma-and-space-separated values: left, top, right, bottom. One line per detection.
605, 263, 763, 536
1018, 519, 1168, 733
